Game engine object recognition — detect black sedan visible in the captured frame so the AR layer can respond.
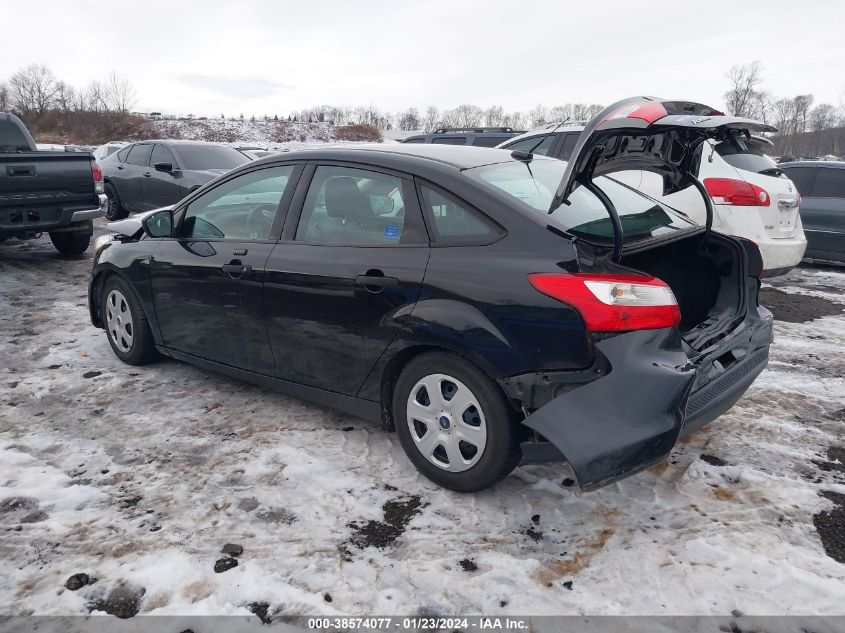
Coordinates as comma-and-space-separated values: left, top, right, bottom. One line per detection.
100, 140, 251, 220
88, 98, 774, 492
779, 161, 845, 264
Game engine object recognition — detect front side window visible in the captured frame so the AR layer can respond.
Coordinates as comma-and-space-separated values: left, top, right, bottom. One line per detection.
809, 168, 845, 199
175, 145, 251, 171
465, 159, 697, 244
180, 166, 295, 240
431, 137, 467, 145
151, 144, 177, 168
295, 166, 409, 245
503, 135, 556, 157
126, 144, 153, 167
471, 135, 509, 148
419, 185, 503, 243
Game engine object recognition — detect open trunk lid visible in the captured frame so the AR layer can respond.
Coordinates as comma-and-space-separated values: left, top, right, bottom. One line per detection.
549, 96, 777, 258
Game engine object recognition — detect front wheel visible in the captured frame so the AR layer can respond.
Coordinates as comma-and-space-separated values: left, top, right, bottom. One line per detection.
50, 232, 90, 256
393, 352, 522, 492
100, 276, 159, 365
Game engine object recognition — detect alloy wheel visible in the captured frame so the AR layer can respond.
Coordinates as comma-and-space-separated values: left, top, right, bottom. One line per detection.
105, 289, 134, 353
406, 373, 487, 472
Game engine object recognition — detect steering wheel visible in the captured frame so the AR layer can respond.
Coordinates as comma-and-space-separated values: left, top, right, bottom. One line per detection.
246, 204, 277, 239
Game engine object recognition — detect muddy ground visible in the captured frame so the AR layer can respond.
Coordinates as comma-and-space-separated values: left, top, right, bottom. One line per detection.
1, 223, 843, 617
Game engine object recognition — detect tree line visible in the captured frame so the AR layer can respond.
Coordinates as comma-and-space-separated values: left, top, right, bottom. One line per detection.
2, 61, 843, 156
723, 61, 844, 157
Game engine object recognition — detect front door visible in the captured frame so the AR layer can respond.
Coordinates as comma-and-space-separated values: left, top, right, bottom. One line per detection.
150, 164, 301, 373
144, 144, 184, 210
264, 163, 430, 395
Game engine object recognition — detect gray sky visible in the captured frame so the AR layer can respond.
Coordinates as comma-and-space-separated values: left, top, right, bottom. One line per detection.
3, 0, 844, 117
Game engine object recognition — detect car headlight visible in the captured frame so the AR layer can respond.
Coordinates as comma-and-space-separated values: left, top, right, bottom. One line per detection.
94, 235, 113, 254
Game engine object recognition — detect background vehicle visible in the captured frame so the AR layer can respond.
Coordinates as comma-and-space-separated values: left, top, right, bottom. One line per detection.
100, 140, 252, 219
88, 98, 773, 493
402, 127, 523, 147
780, 161, 845, 264
498, 124, 806, 276
0, 112, 105, 256
93, 141, 129, 162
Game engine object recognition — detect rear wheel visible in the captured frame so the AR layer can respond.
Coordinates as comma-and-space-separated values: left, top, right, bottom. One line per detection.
101, 276, 158, 365
49, 232, 90, 256
104, 182, 128, 221
393, 352, 521, 492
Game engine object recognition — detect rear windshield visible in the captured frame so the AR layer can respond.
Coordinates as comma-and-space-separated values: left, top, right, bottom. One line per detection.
0, 120, 34, 151
713, 138, 779, 175
465, 160, 697, 244
176, 145, 251, 171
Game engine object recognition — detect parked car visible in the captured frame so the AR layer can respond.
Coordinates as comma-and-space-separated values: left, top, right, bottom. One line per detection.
0, 112, 106, 255
93, 141, 129, 162
779, 161, 845, 264
89, 97, 773, 492
499, 124, 806, 276
100, 140, 252, 220
402, 127, 523, 148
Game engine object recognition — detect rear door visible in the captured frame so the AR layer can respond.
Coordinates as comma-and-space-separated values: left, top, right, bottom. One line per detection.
149, 164, 302, 373
264, 162, 429, 395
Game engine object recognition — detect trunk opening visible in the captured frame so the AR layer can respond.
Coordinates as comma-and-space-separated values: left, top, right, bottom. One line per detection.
619, 232, 745, 351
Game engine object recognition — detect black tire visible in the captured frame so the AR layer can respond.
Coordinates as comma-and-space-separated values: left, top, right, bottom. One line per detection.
50, 232, 90, 256
104, 182, 128, 221
393, 352, 522, 492
100, 275, 159, 365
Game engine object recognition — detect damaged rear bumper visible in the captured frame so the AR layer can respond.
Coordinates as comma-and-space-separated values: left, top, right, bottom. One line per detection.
503, 312, 773, 491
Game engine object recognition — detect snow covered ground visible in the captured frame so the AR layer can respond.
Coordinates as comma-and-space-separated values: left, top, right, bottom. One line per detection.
0, 224, 843, 619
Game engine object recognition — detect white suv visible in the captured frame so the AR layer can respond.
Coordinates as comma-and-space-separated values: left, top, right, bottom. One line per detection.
499, 127, 806, 276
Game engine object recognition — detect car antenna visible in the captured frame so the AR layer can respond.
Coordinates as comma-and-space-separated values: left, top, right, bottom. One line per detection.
511, 118, 570, 162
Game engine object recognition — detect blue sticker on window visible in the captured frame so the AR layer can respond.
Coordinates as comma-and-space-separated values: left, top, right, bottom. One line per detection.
384, 225, 400, 240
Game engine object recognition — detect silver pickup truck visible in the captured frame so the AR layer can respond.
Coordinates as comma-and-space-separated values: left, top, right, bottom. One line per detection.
0, 112, 107, 255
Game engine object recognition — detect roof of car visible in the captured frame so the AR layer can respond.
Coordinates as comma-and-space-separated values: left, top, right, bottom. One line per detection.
253, 143, 551, 170
129, 139, 238, 147
779, 160, 845, 169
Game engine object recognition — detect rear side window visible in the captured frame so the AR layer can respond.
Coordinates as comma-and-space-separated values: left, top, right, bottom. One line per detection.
403, 137, 426, 143
810, 168, 845, 198
471, 135, 508, 148
419, 185, 503, 243
557, 134, 579, 160
713, 139, 777, 174
126, 144, 153, 167
504, 135, 555, 157
117, 146, 132, 162
782, 166, 816, 196
295, 166, 413, 245
431, 137, 467, 145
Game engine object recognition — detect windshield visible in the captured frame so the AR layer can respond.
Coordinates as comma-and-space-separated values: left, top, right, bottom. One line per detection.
177, 145, 251, 171
713, 138, 779, 175
465, 159, 698, 243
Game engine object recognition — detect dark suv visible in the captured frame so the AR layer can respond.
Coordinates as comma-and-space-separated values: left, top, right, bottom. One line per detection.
779, 161, 845, 264
402, 127, 523, 148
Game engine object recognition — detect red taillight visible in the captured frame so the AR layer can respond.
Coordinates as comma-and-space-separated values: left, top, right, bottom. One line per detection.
91, 159, 104, 194
703, 177, 769, 206
603, 101, 668, 125
528, 273, 681, 332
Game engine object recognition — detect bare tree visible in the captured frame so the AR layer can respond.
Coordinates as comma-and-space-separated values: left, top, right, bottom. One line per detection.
397, 107, 421, 130
0, 82, 8, 112
423, 105, 440, 132
483, 105, 505, 127
104, 72, 136, 113
723, 61, 764, 118
9, 63, 59, 115
528, 103, 549, 127
449, 104, 483, 128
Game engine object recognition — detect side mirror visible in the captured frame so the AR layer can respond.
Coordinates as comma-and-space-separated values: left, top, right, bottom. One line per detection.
369, 195, 395, 215
142, 209, 173, 238
154, 162, 175, 173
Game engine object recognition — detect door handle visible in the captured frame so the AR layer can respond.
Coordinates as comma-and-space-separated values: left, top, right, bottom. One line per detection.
355, 272, 399, 292
222, 263, 253, 276
143, 172, 152, 178
117, 165, 124, 170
